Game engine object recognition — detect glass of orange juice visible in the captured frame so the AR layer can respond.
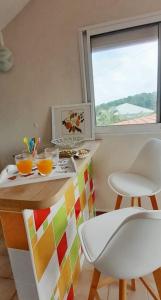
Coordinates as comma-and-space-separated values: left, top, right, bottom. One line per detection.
36, 153, 53, 176
45, 147, 59, 167
15, 153, 33, 175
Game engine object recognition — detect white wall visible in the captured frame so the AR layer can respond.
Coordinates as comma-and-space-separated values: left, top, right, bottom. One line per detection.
1, 0, 161, 210
0, 0, 31, 31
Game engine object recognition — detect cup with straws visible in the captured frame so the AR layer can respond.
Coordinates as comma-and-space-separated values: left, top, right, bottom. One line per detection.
23, 137, 54, 176
15, 137, 41, 175
23, 137, 41, 157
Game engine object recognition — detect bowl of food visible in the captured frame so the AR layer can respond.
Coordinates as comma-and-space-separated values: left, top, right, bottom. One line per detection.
59, 149, 77, 158
75, 149, 90, 159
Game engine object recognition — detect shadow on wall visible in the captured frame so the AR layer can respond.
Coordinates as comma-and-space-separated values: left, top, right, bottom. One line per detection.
0, 161, 3, 171
0, 149, 18, 171
41, 108, 52, 147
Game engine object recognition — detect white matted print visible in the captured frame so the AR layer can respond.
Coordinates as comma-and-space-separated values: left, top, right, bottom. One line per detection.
52, 103, 94, 140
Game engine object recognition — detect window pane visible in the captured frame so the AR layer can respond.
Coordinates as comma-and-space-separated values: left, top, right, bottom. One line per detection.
91, 28, 158, 126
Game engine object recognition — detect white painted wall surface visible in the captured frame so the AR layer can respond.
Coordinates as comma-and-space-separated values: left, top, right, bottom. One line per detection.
0, 0, 31, 31
1, 0, 161, 210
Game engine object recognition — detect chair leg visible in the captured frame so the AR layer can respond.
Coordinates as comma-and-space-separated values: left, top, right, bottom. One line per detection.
119, 280, 127, 300
115, 195, 123, 210
153, 268, 161, 299
131, 279, 136, 291
131, 197, 141, 207
131, 197, 134, 207
149, 195, 159, 210
88, 268, 101, 300
139, 277, 158, 300
138, 197, 141, 207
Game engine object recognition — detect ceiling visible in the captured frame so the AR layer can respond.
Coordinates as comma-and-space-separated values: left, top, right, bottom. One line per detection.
0, 0, 31, 31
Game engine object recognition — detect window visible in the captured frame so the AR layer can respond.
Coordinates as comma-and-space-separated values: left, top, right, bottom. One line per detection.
92, 25, 158, 126
80, 14, 161, 134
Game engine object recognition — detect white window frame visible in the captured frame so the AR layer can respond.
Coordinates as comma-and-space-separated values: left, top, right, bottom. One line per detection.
79, 11, 161, 136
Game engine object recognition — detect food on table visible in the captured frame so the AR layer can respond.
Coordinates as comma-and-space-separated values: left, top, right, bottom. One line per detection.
22, 173, 34, 177
75, 149, 90, 159
59, 150, 77, 158
8, 176, 17, 180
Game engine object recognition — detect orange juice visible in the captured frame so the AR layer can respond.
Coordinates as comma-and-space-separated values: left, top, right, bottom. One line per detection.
16, 159, 33, 175
15, 153, 33, 175
37, 159, 52, 175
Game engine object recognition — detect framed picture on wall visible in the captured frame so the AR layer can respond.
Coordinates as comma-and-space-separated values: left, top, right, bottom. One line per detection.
51, 103, 94, 143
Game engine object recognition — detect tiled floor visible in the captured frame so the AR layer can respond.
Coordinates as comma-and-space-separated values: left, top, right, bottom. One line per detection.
0, 234, 18, 300
0, 233, 159, 300
75, 259, 159, 300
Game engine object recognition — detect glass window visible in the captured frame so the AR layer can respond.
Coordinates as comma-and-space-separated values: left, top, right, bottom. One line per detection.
91, 25, 159, 126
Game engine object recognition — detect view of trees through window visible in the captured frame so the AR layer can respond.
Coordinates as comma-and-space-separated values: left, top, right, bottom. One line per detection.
92, 40, 158, 126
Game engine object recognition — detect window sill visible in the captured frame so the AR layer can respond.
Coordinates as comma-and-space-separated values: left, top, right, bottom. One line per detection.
95, 123, 161, 137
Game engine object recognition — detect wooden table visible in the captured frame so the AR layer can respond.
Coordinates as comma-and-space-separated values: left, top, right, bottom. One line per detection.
0, 141, 100, 211
0, 141, 100, 300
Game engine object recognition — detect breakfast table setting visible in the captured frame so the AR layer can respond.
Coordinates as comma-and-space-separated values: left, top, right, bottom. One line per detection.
0, 136, 91, 189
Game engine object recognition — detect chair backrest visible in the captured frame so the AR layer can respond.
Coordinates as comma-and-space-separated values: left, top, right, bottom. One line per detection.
129, 138, 161, 186
95, 210, 161, 279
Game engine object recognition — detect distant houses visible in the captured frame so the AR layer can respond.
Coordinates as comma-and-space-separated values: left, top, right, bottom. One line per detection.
113, 103, 153, 118
95, 92, 156, 126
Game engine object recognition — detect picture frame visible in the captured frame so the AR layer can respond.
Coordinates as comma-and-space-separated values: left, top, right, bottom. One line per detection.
51, 103, 94, 142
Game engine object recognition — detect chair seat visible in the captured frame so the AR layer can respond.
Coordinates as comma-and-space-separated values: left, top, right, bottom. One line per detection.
79, 207, 143, 263
108, 172, 158, 197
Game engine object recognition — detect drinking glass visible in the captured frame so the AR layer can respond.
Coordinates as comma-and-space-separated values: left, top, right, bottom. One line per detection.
36, 152, 53, 176
15, 153, 33, 175
45, 147, 59, 167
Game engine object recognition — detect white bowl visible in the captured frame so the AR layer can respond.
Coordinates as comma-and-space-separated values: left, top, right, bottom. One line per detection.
51, 137, 84, 149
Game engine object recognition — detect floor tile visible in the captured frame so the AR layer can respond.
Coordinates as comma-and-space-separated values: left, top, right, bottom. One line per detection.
0, 237, 158, 300
74, 259, 159, 300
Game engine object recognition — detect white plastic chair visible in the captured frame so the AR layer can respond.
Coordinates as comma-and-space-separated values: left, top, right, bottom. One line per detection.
108, 138, 161, 210
78, 207, 161, 300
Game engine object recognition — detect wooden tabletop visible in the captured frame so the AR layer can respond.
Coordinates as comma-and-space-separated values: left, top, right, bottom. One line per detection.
0, 141, 100, 212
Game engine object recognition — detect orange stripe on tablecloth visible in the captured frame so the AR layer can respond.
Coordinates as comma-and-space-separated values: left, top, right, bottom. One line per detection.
0, 212, 29, 250
33, 223, 55, 281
